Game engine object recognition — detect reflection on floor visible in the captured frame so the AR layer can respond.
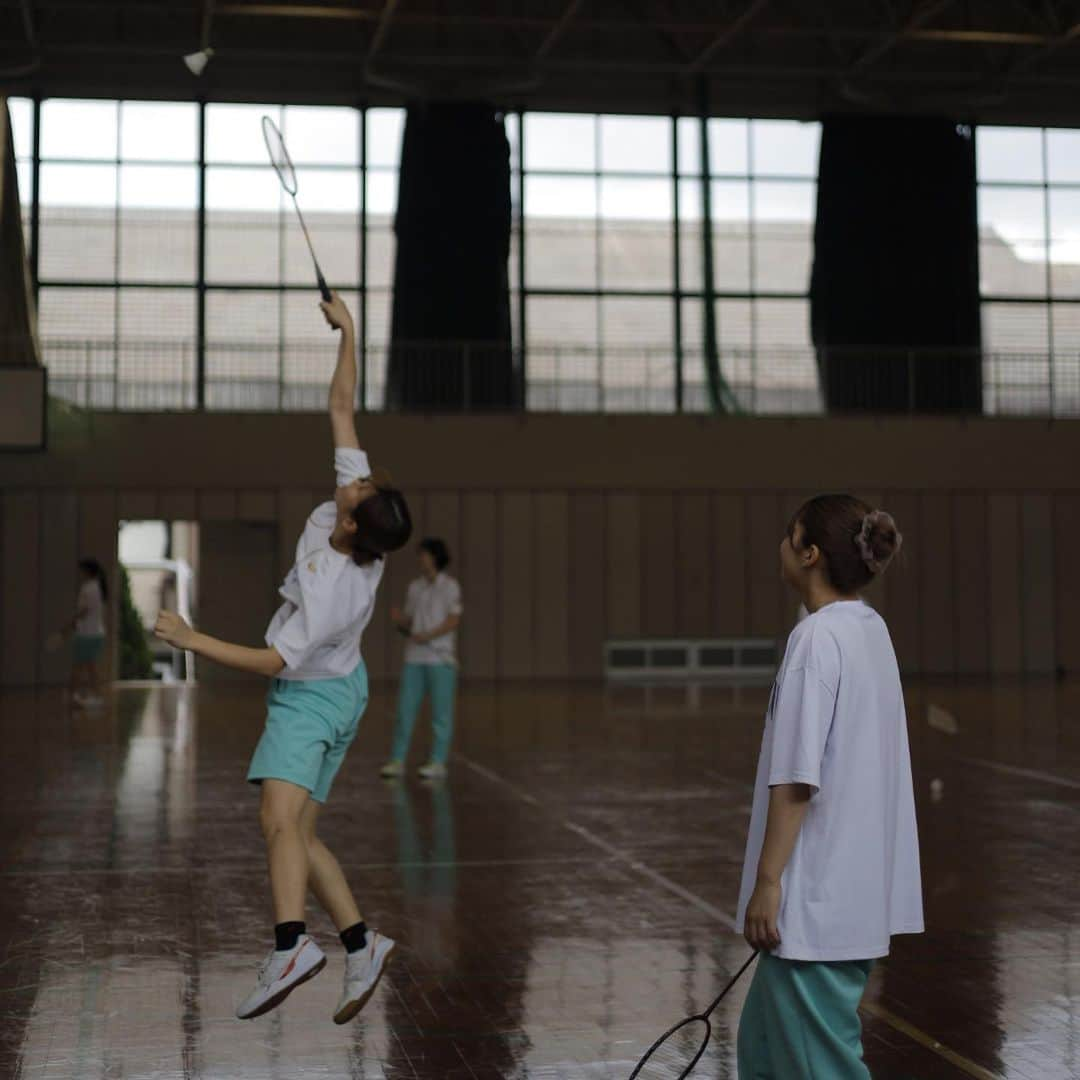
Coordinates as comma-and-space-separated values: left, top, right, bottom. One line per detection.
2, 679, 1078, 1079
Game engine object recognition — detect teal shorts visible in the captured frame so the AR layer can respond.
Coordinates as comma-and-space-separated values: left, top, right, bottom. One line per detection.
247, 660, 369, 804
72, 635, 105, 664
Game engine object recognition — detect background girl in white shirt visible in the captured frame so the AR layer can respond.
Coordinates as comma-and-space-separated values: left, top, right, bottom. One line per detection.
58, 557, 108, 708
736, 494, 922, 1079
154, 295, 412, 1026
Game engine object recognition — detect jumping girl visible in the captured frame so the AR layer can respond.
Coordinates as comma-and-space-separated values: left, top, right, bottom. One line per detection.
736, 495, 923, 1078
154, 294, 412, 1024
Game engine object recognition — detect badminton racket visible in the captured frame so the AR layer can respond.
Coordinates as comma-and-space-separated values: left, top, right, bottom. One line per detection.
262, 115, 332, 302
627, 950, 758, 1079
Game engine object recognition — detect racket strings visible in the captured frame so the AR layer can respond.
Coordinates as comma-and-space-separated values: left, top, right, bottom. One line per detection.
262, 118, 297, 195
630, 1018, 709, 1080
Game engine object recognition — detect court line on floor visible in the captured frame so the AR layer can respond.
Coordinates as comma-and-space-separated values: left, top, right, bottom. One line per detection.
955, 755, 1080, 791
456, 752, 1005, 1080
456, 753, 737, 929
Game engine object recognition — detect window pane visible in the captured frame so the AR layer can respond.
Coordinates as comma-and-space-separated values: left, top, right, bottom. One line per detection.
117, 289, 196, 408
525, 174, 596, 218
598, 176, 672, 220
285, 203, 359, 287
39, 287, 117, 409
752, 181, 815, 293
41, 99, 118, 160
282, 106, 359, 165
599, 115, 671, 173
707, 119, 749, 176
751, 121, 820, 177
979, 186, 1047, 251
206, 290, 282, 409
366, 224, 396, 289
206, 168, 281, 284
120, 102, 198, 161
207, 103, 278, 164
982, 301, 1048, 351
1049, 188, 1080, 297
711, 181, 751, 291
365, 168, 398, 216
678, 178, 703, 290
119, 165, 197, 281
599, 179, 672, 289
39, 164, 117, 280
599, 297, 674, 411
527, 295, 599, 410
8, 97, 33, 159
524, 113, 596, 172
504, 112, 521, 172
977, 127, 1044, 183
1046, 129, 1080, 183
677, 117, 702, 175
363, 290, 392, 409
366, 108, 405, 168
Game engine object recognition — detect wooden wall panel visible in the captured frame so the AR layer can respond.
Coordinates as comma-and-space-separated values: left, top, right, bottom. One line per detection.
988, 494, 1023, 676
882, 492, 919, 673
919, 493, 954, 674
606, 494, 641, 638
39, 492, 79, 686
460, 492, 497, 679
676, 493, 711, 637
238, 490, 277, 522
1020, 494, 1055, 675
499, 493, 534, 677
198, 523, 276, 682
1054, 494, 1080, 675
952, 494, 990, 675
568, 493, 605, 678
747, 494, 781, 637
158, 490, 197, 521
118, 490, 158, 520
641, 493, 676, 636
534, 493, 570, 677
711, 494, 747, 636
199, 491, 237, 521
1, 492, 41, 684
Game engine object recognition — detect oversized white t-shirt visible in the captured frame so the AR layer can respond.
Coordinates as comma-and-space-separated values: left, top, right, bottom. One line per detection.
265, 447, 384, 680
75, 579, 105, 637
403, 573, 463, 666
735, 600, 924, 961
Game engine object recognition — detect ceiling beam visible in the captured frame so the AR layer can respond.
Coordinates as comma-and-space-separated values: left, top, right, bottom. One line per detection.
687, 0, 770, 72
533, 0, 586, 61
849, 0, 957, 71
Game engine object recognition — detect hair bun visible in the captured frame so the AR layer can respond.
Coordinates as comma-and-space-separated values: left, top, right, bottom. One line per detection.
855, 510, 902, 574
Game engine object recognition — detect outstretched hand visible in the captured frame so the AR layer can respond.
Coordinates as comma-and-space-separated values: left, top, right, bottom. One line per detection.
155, 611, 194, 649
319, 293, 354, 333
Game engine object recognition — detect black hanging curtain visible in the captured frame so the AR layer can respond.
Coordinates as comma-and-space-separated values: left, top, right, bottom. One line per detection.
385, 102, 513, 410
810, 115, 982, 412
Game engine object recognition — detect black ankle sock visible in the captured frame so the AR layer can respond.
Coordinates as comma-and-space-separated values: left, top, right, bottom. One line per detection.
274, 920, 306, 951
340, 920, 368, 953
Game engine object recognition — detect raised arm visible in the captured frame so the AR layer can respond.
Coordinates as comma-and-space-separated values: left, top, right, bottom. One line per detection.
320, 293, 359, 450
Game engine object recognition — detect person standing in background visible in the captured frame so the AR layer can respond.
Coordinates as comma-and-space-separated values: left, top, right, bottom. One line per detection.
381, 539, 463, 780
56, 558, 109, 709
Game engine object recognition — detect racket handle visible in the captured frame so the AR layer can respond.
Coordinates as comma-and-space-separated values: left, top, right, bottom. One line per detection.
317, 270, 332, 303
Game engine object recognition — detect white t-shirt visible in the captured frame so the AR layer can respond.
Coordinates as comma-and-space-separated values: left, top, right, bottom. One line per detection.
403, 573, 463, 666
735, 599, 924, 961
75, 579, 105, 637
265, 447, 384, 680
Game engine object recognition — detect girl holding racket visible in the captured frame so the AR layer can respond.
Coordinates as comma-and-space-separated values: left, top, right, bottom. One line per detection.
155, 294, 412, 1023
735, 496, 923, 1077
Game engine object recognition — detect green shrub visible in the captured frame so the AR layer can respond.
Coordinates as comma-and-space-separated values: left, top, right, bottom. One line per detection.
117, 564, 153, 680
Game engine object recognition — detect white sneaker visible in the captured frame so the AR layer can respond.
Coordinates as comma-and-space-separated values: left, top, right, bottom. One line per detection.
333, 931, 396, 1025
380, 760, 404, 778
236, 934, 326, 1020
417, 762, 447, 780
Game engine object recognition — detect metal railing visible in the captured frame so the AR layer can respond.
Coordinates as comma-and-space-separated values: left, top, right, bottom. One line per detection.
29, 337, 1080, 417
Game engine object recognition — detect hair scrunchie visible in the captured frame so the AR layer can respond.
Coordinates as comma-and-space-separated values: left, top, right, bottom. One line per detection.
855, 510, 903, 574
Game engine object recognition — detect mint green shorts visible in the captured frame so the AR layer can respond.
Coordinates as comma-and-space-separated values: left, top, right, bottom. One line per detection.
247, 660, 369, 804
72, 634, 105, 665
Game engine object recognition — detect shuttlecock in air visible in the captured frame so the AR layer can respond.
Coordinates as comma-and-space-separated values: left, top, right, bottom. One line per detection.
183, 47, 214, 76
